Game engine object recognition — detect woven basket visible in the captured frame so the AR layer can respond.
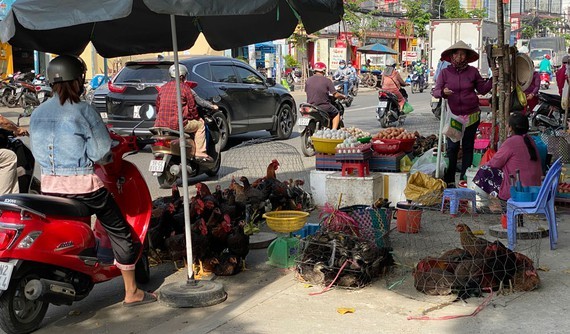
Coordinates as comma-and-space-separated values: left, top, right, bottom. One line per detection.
263, 211, 309, 233
338, 205, 391, 248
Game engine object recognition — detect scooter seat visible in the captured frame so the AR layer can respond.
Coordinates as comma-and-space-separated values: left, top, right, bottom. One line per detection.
538, 92, 561, 109
0, 194, 91, 217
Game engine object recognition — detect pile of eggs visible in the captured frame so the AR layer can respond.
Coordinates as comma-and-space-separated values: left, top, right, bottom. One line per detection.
312, 128, 350, 140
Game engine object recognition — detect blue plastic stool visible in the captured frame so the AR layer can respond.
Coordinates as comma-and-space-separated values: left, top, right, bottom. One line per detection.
441, 188, 477, 215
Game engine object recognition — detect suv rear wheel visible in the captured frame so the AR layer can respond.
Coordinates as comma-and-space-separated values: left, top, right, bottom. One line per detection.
270, 104, 294, 139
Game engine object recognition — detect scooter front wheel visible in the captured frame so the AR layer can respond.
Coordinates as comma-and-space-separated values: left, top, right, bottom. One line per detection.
0, 273, 49, 334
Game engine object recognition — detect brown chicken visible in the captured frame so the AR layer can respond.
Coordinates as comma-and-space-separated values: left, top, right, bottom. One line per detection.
236, 176, 265, 210
456, 223, 492, 259
413, 258, 457, 296
512, 252, 540, 292
210, 252, 242, 276
483, 240, 518, 292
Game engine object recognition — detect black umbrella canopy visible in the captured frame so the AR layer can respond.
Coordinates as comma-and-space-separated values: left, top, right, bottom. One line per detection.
1, 0, 344, 58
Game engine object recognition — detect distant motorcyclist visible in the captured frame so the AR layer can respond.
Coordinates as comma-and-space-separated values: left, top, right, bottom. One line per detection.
347, 62, 357, 91
305, 61, 346, 130
154, 64, 218, 162
413, 60, 426, 88
333, 60, 351, 95
381, 57, 408, 111
539, 54, 552, 81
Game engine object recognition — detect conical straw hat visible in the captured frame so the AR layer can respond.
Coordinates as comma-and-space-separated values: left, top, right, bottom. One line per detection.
441, 40, 479, 63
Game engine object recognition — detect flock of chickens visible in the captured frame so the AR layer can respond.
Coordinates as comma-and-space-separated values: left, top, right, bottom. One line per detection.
148, 159, 313, 277
296, 230, 394, 288
414, 223, 540, 300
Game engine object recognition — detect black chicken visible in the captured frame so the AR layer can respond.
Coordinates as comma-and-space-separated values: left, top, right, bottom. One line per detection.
483, 240, 518, 291
227, 221, 250, 271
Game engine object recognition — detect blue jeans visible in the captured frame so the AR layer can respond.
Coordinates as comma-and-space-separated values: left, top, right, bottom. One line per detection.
343, 81, 349, 95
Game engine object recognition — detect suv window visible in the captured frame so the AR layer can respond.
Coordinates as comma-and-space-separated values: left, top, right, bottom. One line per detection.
211, 65, 238, 83
193, 63, 212, 81
115, 64, 171, 84
234, 66, 264, 85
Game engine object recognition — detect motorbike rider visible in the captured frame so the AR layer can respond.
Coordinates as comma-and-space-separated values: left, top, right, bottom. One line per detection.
413, 61, 426, 88
333, 60, 351, 96
29, 55, 156, 307
346, 62, 357, 92
539, 54, 552, 81
305, 61, 346, 130
154, 64, 218, 162
381, 57, 408, 111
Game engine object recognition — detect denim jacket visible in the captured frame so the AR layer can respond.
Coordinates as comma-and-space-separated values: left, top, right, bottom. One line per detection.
30, 94, 111, 176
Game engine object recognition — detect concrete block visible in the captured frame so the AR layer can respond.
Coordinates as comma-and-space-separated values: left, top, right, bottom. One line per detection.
325, 172, 383, 207
379, 172, 409, 206
310, 169, 336, 207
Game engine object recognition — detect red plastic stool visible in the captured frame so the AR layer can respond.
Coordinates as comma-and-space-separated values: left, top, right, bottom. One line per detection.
341, 160, 370, 177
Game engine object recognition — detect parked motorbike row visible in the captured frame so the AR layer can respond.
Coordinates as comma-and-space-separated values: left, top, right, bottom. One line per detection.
0, 71, 52, 116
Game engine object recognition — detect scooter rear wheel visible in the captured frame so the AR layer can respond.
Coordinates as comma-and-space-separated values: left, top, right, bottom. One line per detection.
157, 163, 178, 189
0, 273, 49, 334
300, 123, 316, 157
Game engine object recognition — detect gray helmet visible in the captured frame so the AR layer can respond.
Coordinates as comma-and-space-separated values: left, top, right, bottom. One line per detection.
47, 55, 86, 84
169, 64, 188, 78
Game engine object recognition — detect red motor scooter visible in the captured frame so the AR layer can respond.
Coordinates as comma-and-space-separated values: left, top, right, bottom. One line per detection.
0, 120, 153, 334
539, 72, 550, 90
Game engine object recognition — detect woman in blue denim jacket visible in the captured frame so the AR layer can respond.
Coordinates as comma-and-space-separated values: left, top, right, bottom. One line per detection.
29, 55, 156, 307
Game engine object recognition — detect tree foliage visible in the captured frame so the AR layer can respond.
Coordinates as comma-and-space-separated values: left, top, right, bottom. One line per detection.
401, 0, 431, 38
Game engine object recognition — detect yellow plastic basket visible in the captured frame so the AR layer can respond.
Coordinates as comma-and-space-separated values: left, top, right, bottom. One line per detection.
263, 210, 310, 233
310, 137, 344, 154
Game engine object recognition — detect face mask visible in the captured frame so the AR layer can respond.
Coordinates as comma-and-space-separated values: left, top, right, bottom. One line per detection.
340, 65, 346, 69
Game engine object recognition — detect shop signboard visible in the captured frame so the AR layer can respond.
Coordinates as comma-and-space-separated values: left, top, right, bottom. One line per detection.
402, 51, 418, 62
329, 48, 346, 70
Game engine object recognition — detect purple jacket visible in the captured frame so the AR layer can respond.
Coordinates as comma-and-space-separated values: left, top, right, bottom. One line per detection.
433, 65, 493, 116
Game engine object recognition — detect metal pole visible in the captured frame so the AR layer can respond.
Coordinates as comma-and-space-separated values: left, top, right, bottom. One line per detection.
170, 15, 194, 282
435, 99, 447, 179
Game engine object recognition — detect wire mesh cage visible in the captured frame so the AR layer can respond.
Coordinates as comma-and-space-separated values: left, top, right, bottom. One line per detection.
295, 230, 394, 289
216, 139, 310, 191
384, 192, 542, 303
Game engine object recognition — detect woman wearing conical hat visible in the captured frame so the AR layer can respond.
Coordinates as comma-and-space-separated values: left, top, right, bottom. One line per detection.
432, 40, 494, 187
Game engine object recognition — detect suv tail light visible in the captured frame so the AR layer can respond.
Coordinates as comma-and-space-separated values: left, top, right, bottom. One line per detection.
0, 228, 17, 250
108, 81, 127, 93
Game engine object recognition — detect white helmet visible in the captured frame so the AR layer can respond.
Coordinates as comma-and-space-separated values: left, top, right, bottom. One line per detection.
169, 64, 188, 78
385, 57, 396, 67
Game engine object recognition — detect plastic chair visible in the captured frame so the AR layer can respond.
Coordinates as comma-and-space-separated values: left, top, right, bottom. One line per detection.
506, 158, 563, 251
440, 188, 477, 216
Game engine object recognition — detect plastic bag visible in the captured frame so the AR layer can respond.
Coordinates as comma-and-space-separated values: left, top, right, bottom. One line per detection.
511, 84, 527, 112
479, 148, 496, 165
562, 79, 570, 111
410, 148, 447, 177
402, 101, 414, 114
442, 102, 466, 142
403, 172, 447, 206
400, 155, 413, 172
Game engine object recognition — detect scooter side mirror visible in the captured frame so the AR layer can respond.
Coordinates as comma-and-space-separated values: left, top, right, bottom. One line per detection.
139, 104, 155, 120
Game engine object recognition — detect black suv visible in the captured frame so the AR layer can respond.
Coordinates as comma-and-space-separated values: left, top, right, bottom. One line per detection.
105, 56, 296, 149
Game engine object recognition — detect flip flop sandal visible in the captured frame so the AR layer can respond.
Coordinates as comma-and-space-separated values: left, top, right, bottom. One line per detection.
123, 291, 157, 307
